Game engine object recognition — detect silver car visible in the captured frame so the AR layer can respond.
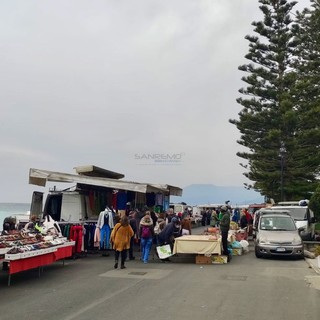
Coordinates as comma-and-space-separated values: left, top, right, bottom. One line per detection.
254, 212, 304, 259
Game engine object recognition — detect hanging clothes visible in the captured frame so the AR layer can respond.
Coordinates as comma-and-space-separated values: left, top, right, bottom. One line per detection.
117, 192, 127, 210
155, 193, 164, 206
97, 208, 115, 250
70, 225, 83, 254
84, 223, 96, 251
146, 192, 156, 207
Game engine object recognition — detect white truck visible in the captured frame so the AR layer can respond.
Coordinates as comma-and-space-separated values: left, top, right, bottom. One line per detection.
263, 200, 316, 241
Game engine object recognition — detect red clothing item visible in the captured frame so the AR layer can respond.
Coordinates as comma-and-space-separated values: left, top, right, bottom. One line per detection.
245, 210, 252, 224
70, 225, 83, 253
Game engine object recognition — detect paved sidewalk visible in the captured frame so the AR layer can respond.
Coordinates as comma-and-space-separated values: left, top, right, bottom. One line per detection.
305, 256, 320, 275
195, 225, 320, 275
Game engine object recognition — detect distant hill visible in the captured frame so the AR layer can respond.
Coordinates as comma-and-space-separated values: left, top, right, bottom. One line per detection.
170, 184, 264, 206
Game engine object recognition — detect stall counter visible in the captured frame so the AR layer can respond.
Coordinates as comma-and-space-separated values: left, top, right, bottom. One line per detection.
173, 235, 221, 255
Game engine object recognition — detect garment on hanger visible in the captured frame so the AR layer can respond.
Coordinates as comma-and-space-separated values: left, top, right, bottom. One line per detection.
117, 192, 127, 210
97, 208, 115, 250
70, 225, 83, 253
146, 192, 156, 207
155, 193, 164, 206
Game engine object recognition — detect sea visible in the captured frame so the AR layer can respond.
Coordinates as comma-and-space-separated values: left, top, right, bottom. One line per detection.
0, 203, 30, 231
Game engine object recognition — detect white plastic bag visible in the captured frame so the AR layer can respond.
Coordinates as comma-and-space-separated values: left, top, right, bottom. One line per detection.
156, 244, 173, 259
240, 240, 250, 252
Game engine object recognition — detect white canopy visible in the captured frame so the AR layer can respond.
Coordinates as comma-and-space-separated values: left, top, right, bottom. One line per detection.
29, 168, 182, 196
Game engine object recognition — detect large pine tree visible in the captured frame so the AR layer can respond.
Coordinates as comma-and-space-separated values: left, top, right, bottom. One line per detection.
291, 0, 320, 195
230, 0, 319, 202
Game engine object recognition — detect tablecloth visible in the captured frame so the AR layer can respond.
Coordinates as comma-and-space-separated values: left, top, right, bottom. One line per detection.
173, 235, 221, 255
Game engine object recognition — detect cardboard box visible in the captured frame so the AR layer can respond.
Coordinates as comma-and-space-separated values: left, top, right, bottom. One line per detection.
231, 248, 243, 256
195, 254, 212, 264
212, 255, 228, 264
228, 234, 236, 244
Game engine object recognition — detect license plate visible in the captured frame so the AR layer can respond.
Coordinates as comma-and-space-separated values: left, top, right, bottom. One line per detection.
276, 247, 286, 252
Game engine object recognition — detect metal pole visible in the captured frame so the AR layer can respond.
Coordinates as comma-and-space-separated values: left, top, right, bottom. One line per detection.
279, 142, 286, 202
280, 153, 284, 201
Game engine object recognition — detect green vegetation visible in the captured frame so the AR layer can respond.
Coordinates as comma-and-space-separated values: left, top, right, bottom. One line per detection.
309, 184, 320, 223
230, 0, 320, 203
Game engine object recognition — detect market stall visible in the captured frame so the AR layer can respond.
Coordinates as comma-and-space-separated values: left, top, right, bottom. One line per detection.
173, 235, 221, 255
0, 229, 75, 286
4, 242, 75, 286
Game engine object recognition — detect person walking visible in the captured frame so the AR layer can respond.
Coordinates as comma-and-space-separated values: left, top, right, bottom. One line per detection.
154, 212, 166, 244
110, 215, 134, 269
181, 217, 192, 235
128, 211, 138, 260
219, 205, 232, 262
139, 213, 155, 263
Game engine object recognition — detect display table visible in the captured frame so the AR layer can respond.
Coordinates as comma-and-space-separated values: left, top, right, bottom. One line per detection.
4, 242, 75, 286
173, 235, 221, 255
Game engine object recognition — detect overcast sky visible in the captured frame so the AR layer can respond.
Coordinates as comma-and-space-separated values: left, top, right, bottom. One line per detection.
0, 0, 311, 203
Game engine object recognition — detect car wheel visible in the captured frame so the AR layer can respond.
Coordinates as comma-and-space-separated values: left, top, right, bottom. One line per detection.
255, 247, 262, 258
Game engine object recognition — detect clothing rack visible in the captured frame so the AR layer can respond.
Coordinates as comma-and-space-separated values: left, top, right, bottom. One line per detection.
57, 220, 98, 225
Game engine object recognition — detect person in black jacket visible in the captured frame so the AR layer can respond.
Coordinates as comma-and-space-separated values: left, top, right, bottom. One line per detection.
158, 217, 180, 248
219, 205, 232, 262
128, 211, 138, 260
239, 211, 248, 229
157, 217, 180, 261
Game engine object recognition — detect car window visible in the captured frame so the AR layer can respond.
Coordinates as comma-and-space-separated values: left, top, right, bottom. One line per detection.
260, 217, 273, 230
260, 216, 296, 231
272, 207, 307, 221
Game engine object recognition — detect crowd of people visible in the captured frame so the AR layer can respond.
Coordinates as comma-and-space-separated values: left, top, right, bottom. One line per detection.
199, 205, 254, 262
200, 206, 253, 229
110, 208, 192, 269
3, 205, 252, 269
110, 205, 256, 268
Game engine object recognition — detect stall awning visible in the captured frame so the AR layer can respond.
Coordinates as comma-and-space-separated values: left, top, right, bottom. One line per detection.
149, 184, 183, 196
29, 168, 181, 195
73, 165, 125, 180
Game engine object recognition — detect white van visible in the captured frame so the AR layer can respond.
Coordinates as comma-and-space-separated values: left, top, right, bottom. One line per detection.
30, 190, 92, 222
254, 201, 316, 241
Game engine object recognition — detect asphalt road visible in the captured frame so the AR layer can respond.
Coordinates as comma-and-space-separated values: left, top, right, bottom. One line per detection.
0, 227, 319, 320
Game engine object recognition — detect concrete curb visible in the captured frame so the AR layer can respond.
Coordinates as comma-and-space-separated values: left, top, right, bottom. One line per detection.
305, 257, 320, 275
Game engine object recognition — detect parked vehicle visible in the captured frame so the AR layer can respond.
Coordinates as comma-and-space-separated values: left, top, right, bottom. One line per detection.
254, 210, 304, 259
247, 203, 267, 216
270, 201, 315, 241
252, 200, 316, 241
29, 190, 90, 222
191, 206, 202, 224
169, 203, 189, 215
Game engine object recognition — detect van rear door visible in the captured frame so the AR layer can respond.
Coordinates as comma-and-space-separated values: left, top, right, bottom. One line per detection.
60, 192, 84, 221
30, 191, 43, 219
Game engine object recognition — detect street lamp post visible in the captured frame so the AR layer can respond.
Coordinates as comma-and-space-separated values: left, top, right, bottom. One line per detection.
279, 143, 286, 201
